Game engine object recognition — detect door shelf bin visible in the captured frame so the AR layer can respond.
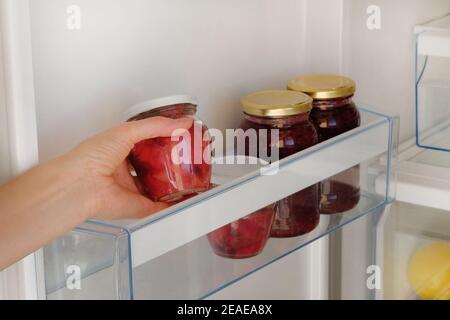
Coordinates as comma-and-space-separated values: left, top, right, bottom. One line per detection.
44, 107, 396, 300
415, 14, 450, 153
377, 201, 450, 300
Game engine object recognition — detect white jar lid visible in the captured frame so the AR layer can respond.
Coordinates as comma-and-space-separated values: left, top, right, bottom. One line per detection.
123, 94, 198, 121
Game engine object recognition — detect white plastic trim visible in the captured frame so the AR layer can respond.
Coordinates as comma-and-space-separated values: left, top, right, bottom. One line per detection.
0, 0, 43, 300
376, 136, 450, 212
415, 14, 450, 58
417, 31, 450, 58
374, 203, 390, 300
308, 238, 329, 299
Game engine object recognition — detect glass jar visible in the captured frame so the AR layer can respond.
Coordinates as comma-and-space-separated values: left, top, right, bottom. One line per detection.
240, 90, 320, 238
288, 74, 361, 214
207, 200, 275, 259
124, 95, 212, 203
207, 156, 275, 259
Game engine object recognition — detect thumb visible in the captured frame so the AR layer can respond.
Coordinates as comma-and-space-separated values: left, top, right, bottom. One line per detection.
75, 116, 194, 176
106, 116, 193, 169
114, 116, 193, 146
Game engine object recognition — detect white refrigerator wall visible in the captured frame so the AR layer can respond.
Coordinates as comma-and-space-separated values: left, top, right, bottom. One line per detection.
27, 0, 450, 149
30, 0, 309, 162
342, 0, 450, 142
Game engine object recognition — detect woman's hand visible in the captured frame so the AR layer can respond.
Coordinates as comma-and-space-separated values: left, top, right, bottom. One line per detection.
69, 116, 193, 220
0, 116, 192, 270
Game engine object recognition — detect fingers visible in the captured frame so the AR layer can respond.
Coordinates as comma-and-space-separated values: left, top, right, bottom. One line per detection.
71, 117, 193, 220
116, 116, 193, 146
118, 192, 169, 220
94, 184, 169, 220
112, 161, 140, 193
73, 116, 194, 177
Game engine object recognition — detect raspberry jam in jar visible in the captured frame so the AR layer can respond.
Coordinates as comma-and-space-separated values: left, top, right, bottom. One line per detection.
207, 156, 275, 259
288, 74, 361, 214
124, 95, 212, 203
207, 204, 275, 259
240, 90, 320, 238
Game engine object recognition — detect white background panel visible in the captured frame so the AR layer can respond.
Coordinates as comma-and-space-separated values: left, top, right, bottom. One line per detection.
29, 0, 307, 162
343, 0, 450, 142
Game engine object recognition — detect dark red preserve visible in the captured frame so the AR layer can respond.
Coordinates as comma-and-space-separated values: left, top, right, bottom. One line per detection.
240, 90, 320, 238
288, 75, 361, 214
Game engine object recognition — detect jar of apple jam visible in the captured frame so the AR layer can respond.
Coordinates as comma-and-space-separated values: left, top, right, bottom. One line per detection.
240, 90, 320, 238
288, 74, 361, 214
123, 95, 212, 203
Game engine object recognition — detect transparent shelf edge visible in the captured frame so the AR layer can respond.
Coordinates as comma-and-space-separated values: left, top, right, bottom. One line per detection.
376, 201, 450, 300
200, 196, 388, 300
46, 107, 396, 300
88, 108, 393, 267
415, 15, 450, 153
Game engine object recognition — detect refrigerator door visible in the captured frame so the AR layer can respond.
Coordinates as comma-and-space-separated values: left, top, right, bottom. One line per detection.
1, 0, 449, 300
375, 15, 450, 301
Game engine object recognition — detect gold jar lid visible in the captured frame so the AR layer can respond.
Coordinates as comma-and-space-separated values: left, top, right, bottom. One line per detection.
241, 90, 313, 117
287, 74, 356, 100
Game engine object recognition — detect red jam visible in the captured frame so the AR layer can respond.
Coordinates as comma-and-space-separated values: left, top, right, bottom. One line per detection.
127, 102, 212, 203
207, 205, 275, 259
270, 185, 319, 238
240, 112, 320, 238
309, 96, 361, 214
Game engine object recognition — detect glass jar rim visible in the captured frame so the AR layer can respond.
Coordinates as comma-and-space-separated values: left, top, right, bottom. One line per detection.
123, 94, 198, 121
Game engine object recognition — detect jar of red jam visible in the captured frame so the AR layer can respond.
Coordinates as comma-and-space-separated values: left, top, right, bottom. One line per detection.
240, 90, 320, 238
288, 75, 361, 214
124, 95, 212, 203
207, 156, 275, 259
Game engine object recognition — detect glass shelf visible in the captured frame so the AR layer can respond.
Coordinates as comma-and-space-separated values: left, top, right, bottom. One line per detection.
394, 138, 450, 212
44, 107, 396, 300
415, 15, 450, 152
377, 201, 450, 300
411, 136, 450, 169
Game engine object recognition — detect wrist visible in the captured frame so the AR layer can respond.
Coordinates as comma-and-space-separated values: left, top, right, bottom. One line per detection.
50, 152, 98, 222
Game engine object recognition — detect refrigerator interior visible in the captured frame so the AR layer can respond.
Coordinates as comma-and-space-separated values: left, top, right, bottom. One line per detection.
29, 0, 450, 162
378, 201, 450, 300
43, 114, 395, 299
380, 13, 450, 301
1, 0, 450, 300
